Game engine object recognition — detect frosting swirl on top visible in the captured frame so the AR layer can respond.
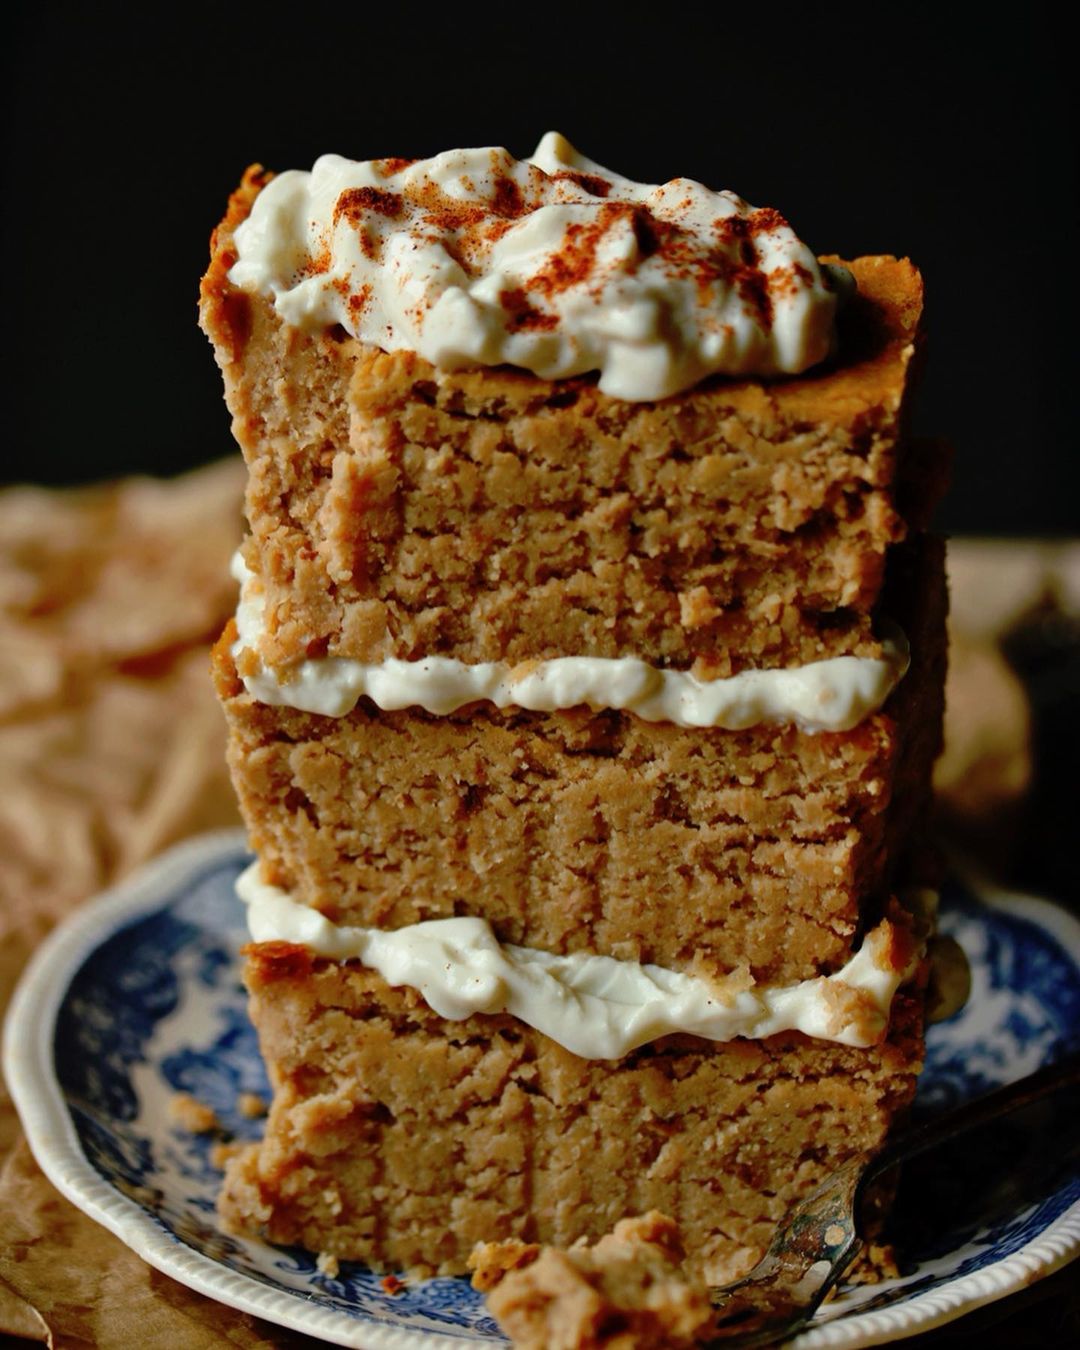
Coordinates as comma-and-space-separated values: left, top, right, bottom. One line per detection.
228, 132, 848, 400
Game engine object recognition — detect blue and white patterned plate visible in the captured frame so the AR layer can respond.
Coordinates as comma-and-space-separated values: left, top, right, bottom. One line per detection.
4, 830, 1079, 1348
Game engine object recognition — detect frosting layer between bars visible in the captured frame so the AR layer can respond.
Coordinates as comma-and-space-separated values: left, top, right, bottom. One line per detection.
238, 863, 926, 1056
232, 555, 908, 730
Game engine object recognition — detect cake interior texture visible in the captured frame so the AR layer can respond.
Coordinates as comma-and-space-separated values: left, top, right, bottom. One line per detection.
200, 140, 950, 1287
220, 944, 925, 1282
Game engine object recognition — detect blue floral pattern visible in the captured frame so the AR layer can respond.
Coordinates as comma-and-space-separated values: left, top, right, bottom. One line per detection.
51, 848, 1080, 1343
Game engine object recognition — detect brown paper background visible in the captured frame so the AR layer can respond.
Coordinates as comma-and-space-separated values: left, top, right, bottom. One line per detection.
0, 461, 1076, 1347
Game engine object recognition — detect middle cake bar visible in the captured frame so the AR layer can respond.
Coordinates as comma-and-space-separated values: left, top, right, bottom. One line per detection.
213, 535, 944, 986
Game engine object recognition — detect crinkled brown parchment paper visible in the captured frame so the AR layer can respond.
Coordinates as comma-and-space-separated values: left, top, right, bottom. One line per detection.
0, 457, 1075, 1346
0, 461, 319, 1347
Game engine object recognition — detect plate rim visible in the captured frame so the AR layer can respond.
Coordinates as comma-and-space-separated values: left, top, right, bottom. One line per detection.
2, 830, 1078, 1349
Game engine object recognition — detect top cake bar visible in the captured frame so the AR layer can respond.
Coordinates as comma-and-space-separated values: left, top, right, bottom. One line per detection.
201, 168, 932, 679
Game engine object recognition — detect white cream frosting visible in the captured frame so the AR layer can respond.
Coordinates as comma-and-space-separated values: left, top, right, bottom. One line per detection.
238, 864, 921, 1056
228, 132, 848, 400
232, 555, 907, 731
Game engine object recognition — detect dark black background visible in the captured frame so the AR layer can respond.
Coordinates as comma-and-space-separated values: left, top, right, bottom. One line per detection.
3, 2, 1076, 534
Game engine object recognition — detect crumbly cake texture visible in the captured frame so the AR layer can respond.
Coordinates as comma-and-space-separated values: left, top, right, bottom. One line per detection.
468, 1215, 900, 1348
211, 537, 944, 983
469, 1212, 717, 1349
199, 170, 940, 680
218, 942, 925, 1284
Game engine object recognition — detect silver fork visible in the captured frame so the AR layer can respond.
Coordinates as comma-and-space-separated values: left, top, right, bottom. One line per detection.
704, 1049, 1080, 1347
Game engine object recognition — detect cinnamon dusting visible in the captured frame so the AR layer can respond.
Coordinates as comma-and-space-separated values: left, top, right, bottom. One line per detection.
335, 186, 404, 223
373, 156, 416, 176
499, 287, 558, 333
552, 169, 612, 197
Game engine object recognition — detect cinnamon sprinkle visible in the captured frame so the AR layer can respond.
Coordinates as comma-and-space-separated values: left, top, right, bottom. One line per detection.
491, 174, 527, 218
335, 186, 404, 223
348, 285, 372, 321
373, 157, 416, 176
552, 169, 612, 197
325, 161, 788, 322
303, 239, 333, 277
525, 202, 631, 297
499, 287, 558, 332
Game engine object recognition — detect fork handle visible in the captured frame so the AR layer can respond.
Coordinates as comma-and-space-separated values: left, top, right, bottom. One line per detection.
868, 1046, 1080, 1183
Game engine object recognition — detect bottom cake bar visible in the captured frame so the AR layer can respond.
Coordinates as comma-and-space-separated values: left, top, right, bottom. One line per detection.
219, 941, 926, 1283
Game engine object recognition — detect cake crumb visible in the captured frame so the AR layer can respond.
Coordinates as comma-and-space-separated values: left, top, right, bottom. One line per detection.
237, 1091, 267, 1118
380, 1274, 405, 1295
846, 1241, 901, 1283
316, 1251, 340, 1278
678, 585, 720, 629
210, 1140, 245, 1170
170, 1093, 220, 1134
470, 1237, 541, 1292
469, 1212, 716, 1348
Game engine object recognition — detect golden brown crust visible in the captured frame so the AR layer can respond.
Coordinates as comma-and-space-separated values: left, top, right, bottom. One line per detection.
199, 165, 271, 364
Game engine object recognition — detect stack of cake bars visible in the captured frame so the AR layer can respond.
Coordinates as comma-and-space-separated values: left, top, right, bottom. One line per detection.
201, 168, 946, 1283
